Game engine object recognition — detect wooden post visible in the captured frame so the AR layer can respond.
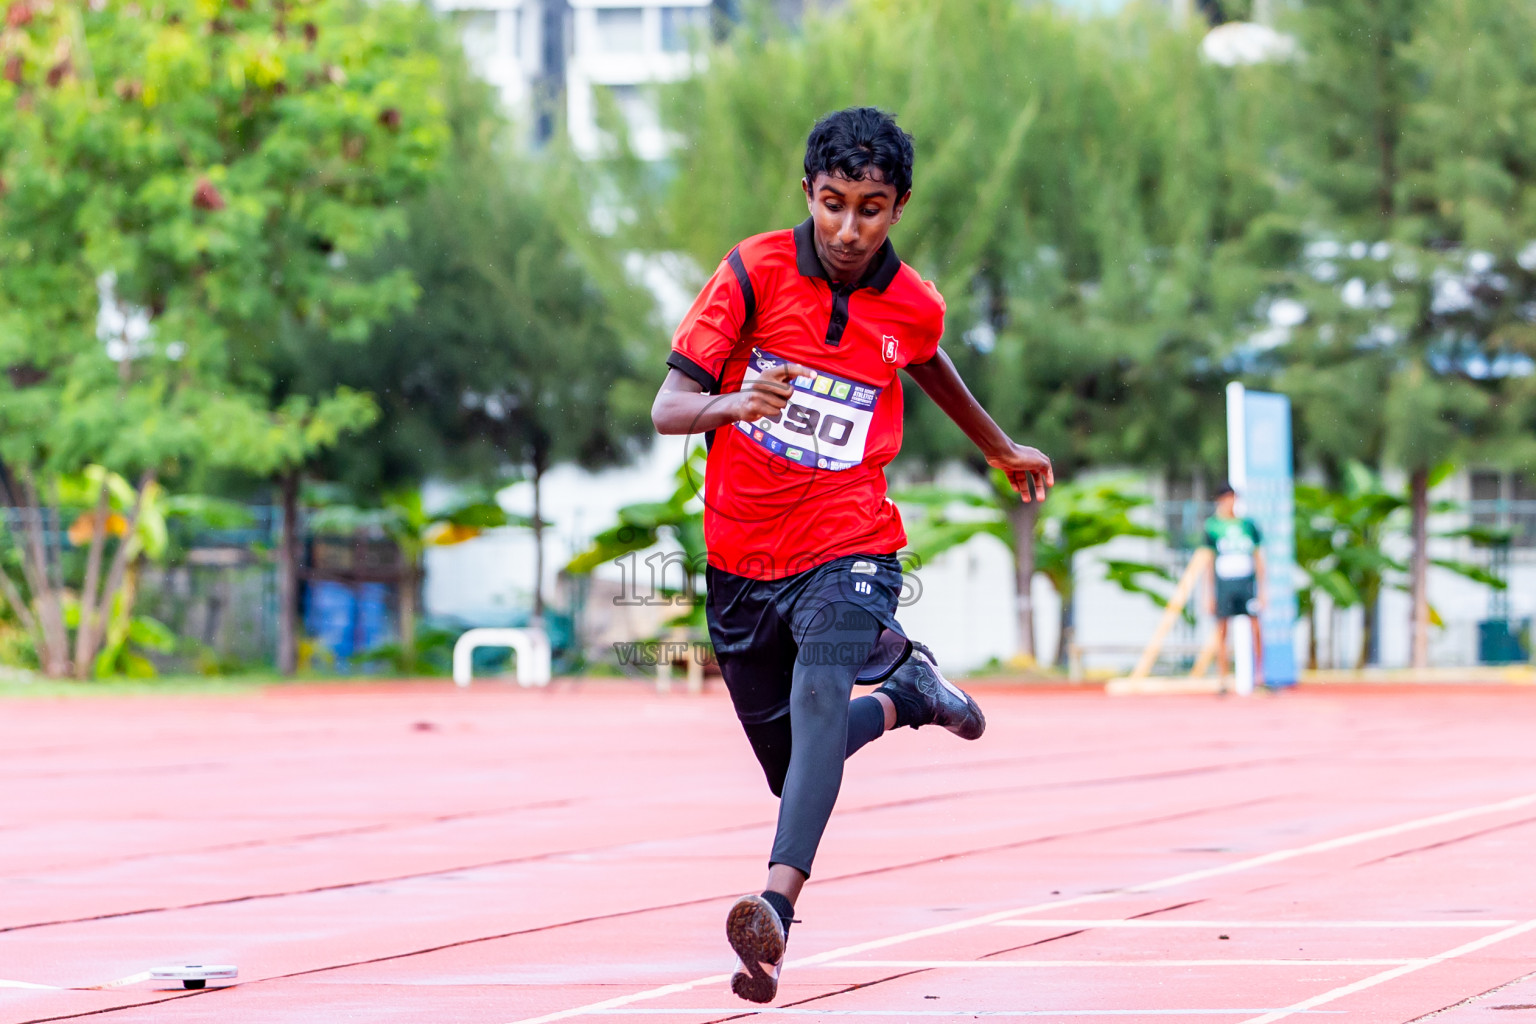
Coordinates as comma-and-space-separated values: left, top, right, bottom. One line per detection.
1189, 627, 1222, 679
1129, 549, 1212, 679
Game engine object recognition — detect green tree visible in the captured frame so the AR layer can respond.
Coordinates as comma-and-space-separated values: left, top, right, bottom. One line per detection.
620, 0, 1274, 658
1260, 0, 1536, 668
0, 0, 449, 676
0, 466, 255, 676
898, 477, 1170, 666
1293, 465, 1508, 669
308, 487, 523, 671
289, 50, 656, 625
1293, 482, 1355, 669
1293, 475, 1405, 670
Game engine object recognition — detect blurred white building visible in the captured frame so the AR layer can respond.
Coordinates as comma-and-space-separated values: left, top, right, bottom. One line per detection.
565, 0, 709, 159
429, 0, 1245, 154
436, 0, 549, 120
433, 0, 709, 157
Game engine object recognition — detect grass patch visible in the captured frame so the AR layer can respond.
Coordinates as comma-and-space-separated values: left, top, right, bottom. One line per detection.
0, 671, 447, 699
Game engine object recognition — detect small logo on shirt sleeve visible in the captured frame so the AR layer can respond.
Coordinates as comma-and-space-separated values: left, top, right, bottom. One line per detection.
881, 335, 899, 364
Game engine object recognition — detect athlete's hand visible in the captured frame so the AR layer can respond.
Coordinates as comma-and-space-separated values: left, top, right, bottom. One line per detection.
731, 363, 815, 422
987, 443, 1054, 503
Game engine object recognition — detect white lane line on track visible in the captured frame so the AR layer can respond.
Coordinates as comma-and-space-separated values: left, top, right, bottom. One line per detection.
1096, 791, 1536, 900
507, 789, 1536, 1024
994, 920, 1518, 929
825, 959, 1417, 968
544, 1010, 1346, 1017
1236, 917, 1536, 1024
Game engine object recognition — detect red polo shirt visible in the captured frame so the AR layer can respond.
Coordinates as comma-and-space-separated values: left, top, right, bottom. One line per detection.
668, 219, 946, 580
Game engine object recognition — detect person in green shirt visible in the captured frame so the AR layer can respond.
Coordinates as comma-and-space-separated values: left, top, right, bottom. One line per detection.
1202, 483, 1266, 691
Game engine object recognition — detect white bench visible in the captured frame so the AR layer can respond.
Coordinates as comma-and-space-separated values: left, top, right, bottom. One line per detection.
452, 627, 552, 688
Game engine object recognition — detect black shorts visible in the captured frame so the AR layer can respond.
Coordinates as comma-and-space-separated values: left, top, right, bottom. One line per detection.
1215, 577, 1258, 619
705, 553, 906, 725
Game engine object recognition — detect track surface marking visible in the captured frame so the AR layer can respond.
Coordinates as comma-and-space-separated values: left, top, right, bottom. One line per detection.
0, 682, 1533, 1023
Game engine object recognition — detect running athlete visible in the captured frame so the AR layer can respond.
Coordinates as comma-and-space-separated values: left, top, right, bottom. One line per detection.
1202, 483, 1267, 691
650, 107, 1053, 1004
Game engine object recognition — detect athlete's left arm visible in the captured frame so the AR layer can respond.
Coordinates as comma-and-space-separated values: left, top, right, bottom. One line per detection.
904, 349, 1053, 502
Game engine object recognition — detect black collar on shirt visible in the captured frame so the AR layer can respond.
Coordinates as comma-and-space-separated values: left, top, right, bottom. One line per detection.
792, 218, 902, 293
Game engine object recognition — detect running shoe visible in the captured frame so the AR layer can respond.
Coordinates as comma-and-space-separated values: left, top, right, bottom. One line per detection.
726, 894, 786, 1004
885, 641, 986, 740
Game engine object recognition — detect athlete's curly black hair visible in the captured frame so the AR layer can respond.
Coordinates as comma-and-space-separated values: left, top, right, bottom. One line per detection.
803, 107, 914, 198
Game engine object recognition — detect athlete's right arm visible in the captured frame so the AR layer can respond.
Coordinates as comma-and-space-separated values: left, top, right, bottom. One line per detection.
651, 363, 814, 436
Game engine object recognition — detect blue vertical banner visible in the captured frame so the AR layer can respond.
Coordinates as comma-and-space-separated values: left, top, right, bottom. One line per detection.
1228, 385, 1299, 688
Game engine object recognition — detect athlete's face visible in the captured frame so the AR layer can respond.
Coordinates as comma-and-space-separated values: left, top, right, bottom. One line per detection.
801, 170, 910, 286
1216, 493, 1237, 517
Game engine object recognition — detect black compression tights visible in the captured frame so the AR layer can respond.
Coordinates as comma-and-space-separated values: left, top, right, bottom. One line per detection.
741, 695, 886, 798
739, 602, 888, 877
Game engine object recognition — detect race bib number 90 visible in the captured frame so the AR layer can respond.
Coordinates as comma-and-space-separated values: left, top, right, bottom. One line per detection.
736, 349, 881, 472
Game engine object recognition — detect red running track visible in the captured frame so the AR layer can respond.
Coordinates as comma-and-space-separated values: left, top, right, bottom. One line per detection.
2, 682, 1535, 1023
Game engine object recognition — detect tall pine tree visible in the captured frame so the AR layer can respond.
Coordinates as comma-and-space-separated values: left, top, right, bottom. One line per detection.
288, 49, 656, 621
1262, 0, 1536, 666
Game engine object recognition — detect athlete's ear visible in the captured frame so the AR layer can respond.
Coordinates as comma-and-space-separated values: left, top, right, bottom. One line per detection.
802, 176, 814, 208
890, 190, 912, 224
